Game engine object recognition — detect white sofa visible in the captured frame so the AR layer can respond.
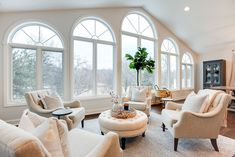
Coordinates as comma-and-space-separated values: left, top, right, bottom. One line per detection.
161, 89, 231, 151
0, 119, 123, 157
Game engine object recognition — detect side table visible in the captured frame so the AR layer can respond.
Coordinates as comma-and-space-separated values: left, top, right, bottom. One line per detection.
52, 108, 72, 119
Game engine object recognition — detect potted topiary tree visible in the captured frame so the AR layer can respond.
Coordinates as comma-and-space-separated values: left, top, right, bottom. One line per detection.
125, 47, 155, 86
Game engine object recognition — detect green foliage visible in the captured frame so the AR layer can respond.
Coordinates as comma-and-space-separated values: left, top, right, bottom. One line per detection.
125, 47, 155, 86
125, 47, 155, 73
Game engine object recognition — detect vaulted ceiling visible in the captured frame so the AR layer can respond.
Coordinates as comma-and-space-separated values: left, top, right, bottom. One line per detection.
0, 0, 235, 54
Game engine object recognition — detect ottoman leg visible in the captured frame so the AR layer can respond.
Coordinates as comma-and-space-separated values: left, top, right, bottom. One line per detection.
142, 132, 145, 137
121, 138, 126, 150
101, 131, 104, 135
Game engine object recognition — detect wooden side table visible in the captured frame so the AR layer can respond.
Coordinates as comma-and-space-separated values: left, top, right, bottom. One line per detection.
52, 108, 72, 119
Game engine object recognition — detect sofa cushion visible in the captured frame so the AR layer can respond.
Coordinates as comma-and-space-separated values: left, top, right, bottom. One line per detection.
182, 93, 208, 113
0, 120, 51, 157
125, 101, 147, 110
32, 118, 65, 157
161, 109, 181, 127
68, 129, 103, 157
131, 87, 147, 102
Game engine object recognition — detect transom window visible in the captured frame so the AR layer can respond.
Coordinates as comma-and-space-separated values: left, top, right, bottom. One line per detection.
8, 23, 64, 102
160, 39, 179, 89
73, 18, 115, 97
182, 53, 193, 88
122, 13, 156, 91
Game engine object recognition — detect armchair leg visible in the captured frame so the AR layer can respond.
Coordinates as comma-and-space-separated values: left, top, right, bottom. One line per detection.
81, 119, 84, 128
162, 123, 166, 132
210, 139, 219, 152
174, 138, 178, 151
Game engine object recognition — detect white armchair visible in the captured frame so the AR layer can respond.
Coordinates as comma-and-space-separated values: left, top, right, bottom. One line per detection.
122, 86, 152, 117
161, 90, 231, 151
25, 90, 85, 130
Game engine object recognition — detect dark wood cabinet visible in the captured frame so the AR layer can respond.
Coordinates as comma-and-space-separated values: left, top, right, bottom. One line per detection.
203, 59, 226, 89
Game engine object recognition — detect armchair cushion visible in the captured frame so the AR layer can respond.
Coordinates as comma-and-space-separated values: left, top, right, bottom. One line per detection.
161, 109, 180, 127
182, 93, 208, 113
43, 95, 63, 110
131, 87, 147, 102
125, 101, 147, 110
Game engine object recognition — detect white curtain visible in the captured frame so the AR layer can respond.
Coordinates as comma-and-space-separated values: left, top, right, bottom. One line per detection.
229, 52, 235, 86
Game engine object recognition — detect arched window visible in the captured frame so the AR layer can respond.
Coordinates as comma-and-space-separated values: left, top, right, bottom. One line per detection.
8, 23, 64, 102
182, 53, 194, 88
122, 13, 156, 90
160, 39, 179, 89
73, 18, 115, 97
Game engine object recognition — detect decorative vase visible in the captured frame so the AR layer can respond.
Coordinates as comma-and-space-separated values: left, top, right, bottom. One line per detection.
112, 103, 122, 112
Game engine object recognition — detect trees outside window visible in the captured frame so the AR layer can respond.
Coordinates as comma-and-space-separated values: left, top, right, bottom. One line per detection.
182, 53, 193, 88
122, 13, 156, 91
73, 18, 115, 97
8, 23, 64, 102
160, 39, 179, 89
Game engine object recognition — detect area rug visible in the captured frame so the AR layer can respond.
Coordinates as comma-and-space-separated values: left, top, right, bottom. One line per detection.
82, 112, 235, 157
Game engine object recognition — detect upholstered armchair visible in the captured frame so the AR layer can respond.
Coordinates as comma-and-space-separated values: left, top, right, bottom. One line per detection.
161, 90, 231, 151
25, 90, 85, 130
122, 86, 152, 117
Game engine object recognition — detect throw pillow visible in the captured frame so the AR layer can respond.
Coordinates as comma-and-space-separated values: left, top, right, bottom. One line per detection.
43, 95, 64, 110
182, 93, 208, 113
19, 110, 47, 130
32, 118, 65, 157
131, 88, 147, 102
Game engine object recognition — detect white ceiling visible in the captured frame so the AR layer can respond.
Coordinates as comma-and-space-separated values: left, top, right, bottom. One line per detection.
0, 0, 235, 54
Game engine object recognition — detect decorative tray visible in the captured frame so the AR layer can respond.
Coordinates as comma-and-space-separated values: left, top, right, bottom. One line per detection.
111, 107, 136, 119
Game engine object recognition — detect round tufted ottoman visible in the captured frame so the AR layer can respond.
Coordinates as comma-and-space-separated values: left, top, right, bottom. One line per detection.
98, 110, 148, 149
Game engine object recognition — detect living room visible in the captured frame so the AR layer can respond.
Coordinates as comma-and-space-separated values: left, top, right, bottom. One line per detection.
0, 0, 235, 157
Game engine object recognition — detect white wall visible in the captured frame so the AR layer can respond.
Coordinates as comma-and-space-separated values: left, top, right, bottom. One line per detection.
197, 48, 234, 91
0, 7, 198, 122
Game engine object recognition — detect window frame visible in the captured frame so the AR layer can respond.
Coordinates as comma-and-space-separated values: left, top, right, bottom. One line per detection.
121, 12, 157, 90
160, 39, 179, 90
6, 22, 64, 106
72, 17, 116, 99
181, 53, 194, 89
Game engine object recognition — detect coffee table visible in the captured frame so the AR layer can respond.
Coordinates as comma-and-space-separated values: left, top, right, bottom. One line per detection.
52, 108, 72, 119
98, 110, 148, 149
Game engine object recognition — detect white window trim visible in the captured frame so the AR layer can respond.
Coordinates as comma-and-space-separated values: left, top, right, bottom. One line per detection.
182, 63, 194, 89
71, 19, 116, 99
160, 49, 180, 90
5, 23, 65, 106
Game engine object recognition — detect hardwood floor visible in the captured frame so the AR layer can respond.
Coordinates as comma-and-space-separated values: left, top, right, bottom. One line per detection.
86, 105, 235, 139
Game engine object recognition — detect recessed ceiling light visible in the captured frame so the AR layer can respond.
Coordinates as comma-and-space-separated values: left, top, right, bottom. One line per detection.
184, 6, 190, 12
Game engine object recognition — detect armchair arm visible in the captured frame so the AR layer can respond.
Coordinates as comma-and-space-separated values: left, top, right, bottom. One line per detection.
173, 110, 224, 138
63, 100, 81, 108
165, 101, 183, 111
86, 132, 123, 157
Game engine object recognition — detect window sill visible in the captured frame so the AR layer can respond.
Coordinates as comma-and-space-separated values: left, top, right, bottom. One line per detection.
74, 95, 111, 101
4, 102, 27, 108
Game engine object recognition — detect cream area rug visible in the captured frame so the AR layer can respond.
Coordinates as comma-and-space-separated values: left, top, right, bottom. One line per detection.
83, 112, 235, 157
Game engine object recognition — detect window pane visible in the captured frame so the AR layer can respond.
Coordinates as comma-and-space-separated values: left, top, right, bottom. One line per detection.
182, 53, 192, 64
187, 65, 193, 88
97, 44, 113, 95
141, 39, 155, 86
12, 48, 36, 101
122, 35, 138, 90
73, 19, 113, 42
161, 39, 177, 54
74, 40, 93, 97
11, 25, 63, 48
161, 54, 168, 88
182, 64, 186, 88
43, 51, 64, 97
169, 55, 177, 89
